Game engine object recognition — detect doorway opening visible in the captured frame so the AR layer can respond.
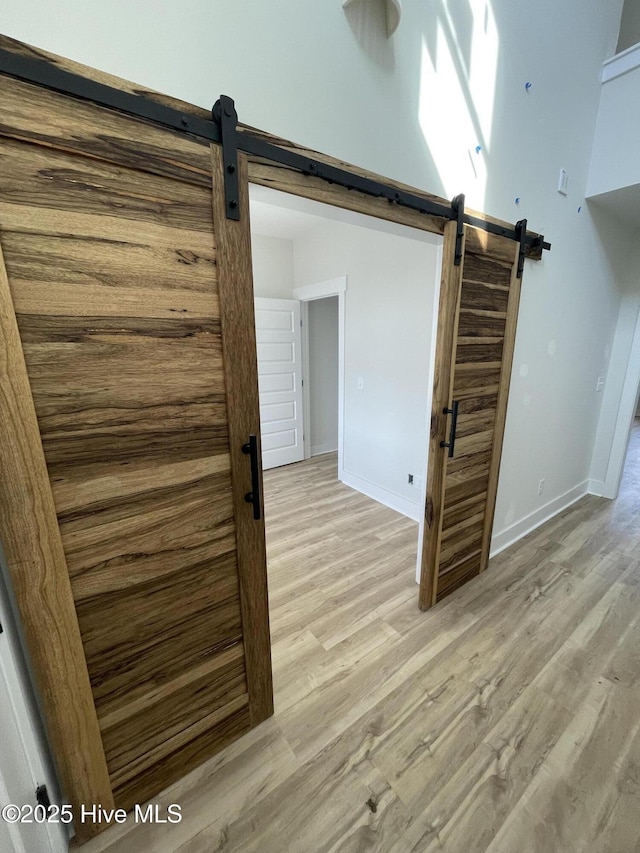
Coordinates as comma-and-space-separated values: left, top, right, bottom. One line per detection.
249, 184, 442, 710
592, 300, 640, 500
618, 384, 640, 500
304, 294, 340, 461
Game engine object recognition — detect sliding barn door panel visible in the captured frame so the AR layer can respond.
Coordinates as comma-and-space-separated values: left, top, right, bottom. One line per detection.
421, 226, 521, 607
0, 68, 271, 838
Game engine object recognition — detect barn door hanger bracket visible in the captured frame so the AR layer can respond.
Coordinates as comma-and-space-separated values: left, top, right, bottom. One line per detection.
212, 95, 240, 221
515, 218, 528, 278
452, 194, 465, 265
0, 47, 550, 252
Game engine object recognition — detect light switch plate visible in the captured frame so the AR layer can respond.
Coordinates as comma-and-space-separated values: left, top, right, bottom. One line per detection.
558, 168, 568, 196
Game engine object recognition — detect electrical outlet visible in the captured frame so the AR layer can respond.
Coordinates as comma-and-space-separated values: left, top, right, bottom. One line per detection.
596, 377, 604, 392
538, 478, 545, 496
408, 474, 414, 485
414, 475, 424, 491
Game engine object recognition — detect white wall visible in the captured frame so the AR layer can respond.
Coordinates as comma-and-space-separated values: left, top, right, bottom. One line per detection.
0, 556, 67, 853
308, 297, 339, 457
587, 59, 640, 199
585, 26, 640, 503
618, 0, 640, 52
591, 283, 640, 482
589, 263, 640, 497
0, 0, 626, 533
0, 0, 631, 816
491, 201, 629, 552
294, 219, 438, 517
250, 234, 295, 299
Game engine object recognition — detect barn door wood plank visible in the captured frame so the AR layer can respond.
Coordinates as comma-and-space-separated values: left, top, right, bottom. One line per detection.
420, 226, 524, 607
479, 241, 521, 572
419, 221, 465, 610
0, 33, 547, 258
0, 71, 273, 841
0, 235, 114, 838
211, 147, 273, 725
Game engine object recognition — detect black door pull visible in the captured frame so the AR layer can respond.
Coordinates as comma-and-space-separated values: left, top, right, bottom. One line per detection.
242, 434, 261, 520
440, 400, 459, 458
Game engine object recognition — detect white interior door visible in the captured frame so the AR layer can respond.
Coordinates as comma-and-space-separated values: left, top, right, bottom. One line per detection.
255, 298, 305, 470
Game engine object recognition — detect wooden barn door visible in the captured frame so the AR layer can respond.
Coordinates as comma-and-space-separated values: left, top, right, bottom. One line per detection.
420, 222, 522, 607
0, 65, 271, 840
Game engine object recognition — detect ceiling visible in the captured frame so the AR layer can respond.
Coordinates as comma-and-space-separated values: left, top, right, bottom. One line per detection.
247, 184, 442, 245
248, 197, 328, 240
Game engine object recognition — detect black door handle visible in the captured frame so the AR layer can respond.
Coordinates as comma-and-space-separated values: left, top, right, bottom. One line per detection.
440, 400, 459, 458
242, 435, 261, 520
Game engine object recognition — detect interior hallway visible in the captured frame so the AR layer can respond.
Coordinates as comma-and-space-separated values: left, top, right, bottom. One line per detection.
80, 437, 640, 853
620, 416, 640, 506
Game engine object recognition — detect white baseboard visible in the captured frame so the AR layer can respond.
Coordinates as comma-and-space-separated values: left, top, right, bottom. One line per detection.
339, 468, 420, 522
490, 480, 589, 558
588, 478, 608, 498
311, 443, 338, 457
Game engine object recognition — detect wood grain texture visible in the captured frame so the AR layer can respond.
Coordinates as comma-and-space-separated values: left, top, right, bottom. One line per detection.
0, 31, 551, 841
0, 67, 270, 837
211, 147, 274, 726
479, 242, 521, 573
247, 158, 446, 237
0, 34, 546, 257
0, 236, 114, 839
419, 221, 464, 609
242, 125, 545, 259
422, 226, 523, 605
0, 137, 213, 232
112, 702, 252, 815
74, 434, 640, 853
0, 74, 210, 188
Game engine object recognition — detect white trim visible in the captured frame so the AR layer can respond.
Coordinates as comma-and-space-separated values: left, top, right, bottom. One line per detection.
311, 443, 337, 457
588, 478, 607, 497
340, 469, 420, 522
490, 480, 589, 558
300, 301, 311, 459
293, 277, 346, 473
598, 303, 640, 499
0, 568, 67, 853
293, 276, 347, 300
602, 42, 640, 83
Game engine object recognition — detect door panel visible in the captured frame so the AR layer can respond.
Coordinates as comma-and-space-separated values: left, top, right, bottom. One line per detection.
0, 69, 271, 839
254, 297, 304, 469
421, 224, 521, 607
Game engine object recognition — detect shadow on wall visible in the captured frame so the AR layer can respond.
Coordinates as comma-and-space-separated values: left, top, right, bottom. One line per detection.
406, 0, 498, 212
343, 0, 396, 73
340, 0, 499, 210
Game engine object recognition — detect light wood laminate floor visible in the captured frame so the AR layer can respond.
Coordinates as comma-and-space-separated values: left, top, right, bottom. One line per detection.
80, 431, 640, 853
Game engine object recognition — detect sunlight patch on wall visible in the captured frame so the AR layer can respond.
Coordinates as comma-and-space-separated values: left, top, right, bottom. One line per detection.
418, 1, 499, 210
441, 0, 499, 143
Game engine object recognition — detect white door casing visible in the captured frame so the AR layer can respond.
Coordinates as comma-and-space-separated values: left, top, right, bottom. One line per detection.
0, 573, 67, 853
255, 298, 305, 470
293, 276, 347, 471
0, 656, 52, 853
